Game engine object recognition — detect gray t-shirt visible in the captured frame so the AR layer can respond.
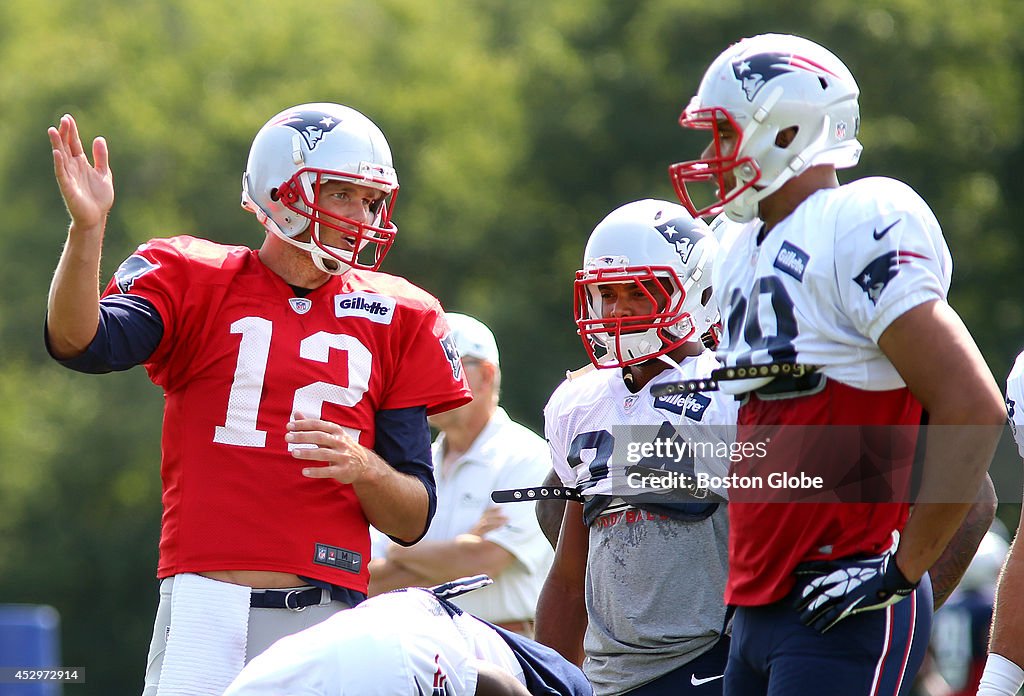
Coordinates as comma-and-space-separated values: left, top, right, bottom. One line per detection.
544, 356, 736, 696
583, 503, 730, 695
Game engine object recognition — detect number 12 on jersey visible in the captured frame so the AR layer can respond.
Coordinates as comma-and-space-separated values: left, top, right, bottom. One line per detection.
213, 316, 371, 448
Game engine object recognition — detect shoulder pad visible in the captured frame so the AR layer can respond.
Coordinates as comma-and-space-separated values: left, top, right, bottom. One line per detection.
565, 363, 596, 381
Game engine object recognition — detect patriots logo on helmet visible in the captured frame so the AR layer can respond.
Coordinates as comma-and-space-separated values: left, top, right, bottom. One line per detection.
732, 51, 839, 102
114, 253, 159, 293
655, 217, 703, 264
853, 250, 928, 305
273, 110, 342, 150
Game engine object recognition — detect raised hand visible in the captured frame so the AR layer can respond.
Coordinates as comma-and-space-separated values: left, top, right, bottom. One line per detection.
48, 114, 114, 230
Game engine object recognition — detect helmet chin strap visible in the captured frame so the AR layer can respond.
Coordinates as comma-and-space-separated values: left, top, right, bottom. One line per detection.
655, 351, 701, 430
725, 87, 787, 223
308, 219, 351, 276
311, 252, 346, 275
656, 351, 690, 379
610, 330, 661, 366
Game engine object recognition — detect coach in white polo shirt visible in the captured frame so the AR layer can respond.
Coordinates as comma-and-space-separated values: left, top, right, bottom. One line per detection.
368, 313, 553, 637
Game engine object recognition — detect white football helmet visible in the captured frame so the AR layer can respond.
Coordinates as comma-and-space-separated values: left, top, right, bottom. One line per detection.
575, 199, 719, 368
241, 102, 399, 274
670, 34, 862, 223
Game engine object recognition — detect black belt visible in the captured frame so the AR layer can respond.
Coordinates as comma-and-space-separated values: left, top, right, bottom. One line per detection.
755, 371, 824, 396
650, 363, 821, 398
249, 586, 326, 610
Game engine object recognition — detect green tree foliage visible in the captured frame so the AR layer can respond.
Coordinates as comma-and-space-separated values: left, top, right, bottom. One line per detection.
1, 0, 1021, 692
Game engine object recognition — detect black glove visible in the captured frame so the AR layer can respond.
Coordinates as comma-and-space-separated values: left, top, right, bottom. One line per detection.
793, 534, 918, 633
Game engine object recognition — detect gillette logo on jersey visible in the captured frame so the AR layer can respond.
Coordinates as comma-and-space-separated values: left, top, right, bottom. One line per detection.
334, 292, 397, 323
774, 241, 809, 281
732, 51, 839, 101
654, 392, 712, 421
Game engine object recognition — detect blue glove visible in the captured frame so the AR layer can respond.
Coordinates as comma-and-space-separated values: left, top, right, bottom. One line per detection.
793, 533, 918, 633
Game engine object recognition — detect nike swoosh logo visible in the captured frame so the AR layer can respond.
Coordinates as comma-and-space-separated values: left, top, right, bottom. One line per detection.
873, 220, 899, 240
691, 673, 725, 686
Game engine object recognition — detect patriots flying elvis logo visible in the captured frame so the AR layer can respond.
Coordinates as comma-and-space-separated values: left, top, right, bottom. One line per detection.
655, 217, 704, 264
440, 333, 463, 381
732, 51, 839, 101
853, 250, 928, 305
272, 110, 342, 150
114, 254, 159, 293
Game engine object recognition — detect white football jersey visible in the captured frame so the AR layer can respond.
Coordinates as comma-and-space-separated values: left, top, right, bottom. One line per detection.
1006, 350, 1024, 458
223, 589, 525, 695
714, 176, 952, 391
544, 351, 738, 502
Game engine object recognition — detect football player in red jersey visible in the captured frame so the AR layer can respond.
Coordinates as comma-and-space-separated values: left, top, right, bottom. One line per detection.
669, 34, 1005, 695
45, 104, 471, 695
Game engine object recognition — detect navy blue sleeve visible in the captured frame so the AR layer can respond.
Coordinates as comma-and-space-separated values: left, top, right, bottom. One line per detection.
487, 623, 595, 695
44, 295, 164, 374
373, 405, 436, 546
431, 593, 593, 695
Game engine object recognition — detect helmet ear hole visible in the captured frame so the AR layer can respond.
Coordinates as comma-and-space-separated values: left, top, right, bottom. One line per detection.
701, 287, 713, 307
775, 126, 799, 149
269, 187, 280, 202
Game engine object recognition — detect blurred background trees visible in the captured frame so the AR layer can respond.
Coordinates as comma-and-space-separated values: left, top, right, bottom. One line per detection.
2, 0, 1022, 691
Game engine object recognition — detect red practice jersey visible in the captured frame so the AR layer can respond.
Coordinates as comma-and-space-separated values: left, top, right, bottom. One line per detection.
103, 236, 471, 593
727, 381, 921, 605
712, 178, 950, 606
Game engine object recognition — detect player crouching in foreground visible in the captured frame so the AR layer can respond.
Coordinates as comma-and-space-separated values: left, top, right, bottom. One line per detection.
223, 578, 594, 695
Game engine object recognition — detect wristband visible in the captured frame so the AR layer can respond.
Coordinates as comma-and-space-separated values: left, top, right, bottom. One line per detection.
977, 653, 1024, 696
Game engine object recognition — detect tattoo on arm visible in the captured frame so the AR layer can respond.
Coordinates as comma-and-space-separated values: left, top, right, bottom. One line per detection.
928, 474, 997, 610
